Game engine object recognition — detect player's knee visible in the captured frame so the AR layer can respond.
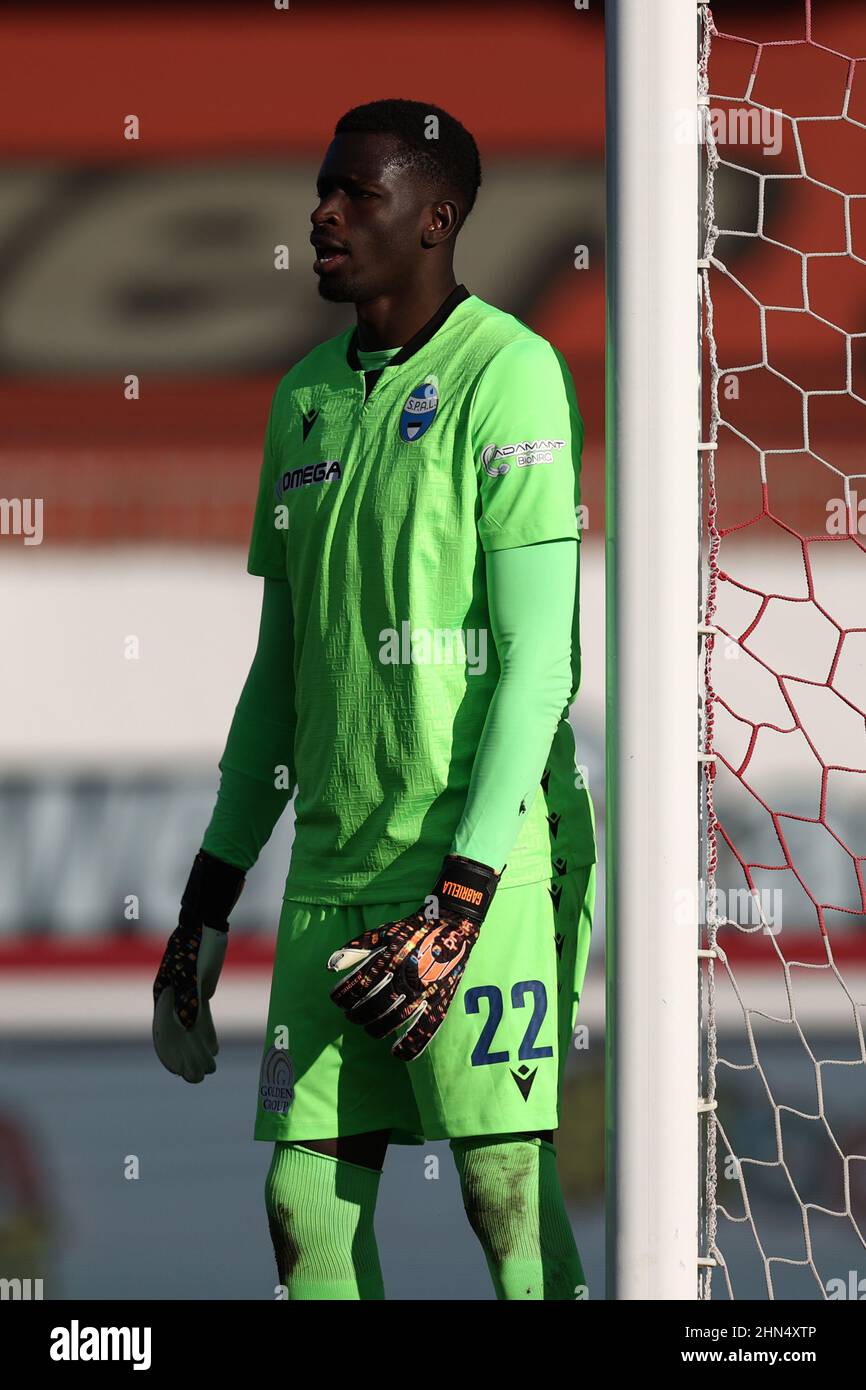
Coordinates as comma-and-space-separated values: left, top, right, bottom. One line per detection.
264, 1141, 384, 1298
460, 1184, 516, 1261
452, 1135, 542, 1259
264, 1143, 332, 1271
265, 1147, 304, 1282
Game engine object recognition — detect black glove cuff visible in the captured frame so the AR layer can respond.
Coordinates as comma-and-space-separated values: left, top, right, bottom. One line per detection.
432, 854, 503, 926
178, 850, 246, 935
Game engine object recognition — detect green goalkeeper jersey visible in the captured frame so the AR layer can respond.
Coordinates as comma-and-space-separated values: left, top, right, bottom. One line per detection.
247, 286, 596, 903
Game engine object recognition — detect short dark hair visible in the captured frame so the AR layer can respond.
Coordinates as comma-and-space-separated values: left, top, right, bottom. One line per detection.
334, 98, 482, 223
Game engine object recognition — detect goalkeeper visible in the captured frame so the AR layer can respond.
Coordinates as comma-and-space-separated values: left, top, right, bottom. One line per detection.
154, 99, 596, 1301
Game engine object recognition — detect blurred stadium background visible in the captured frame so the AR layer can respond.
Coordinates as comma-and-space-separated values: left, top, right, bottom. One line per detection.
0, 0, 863, 1300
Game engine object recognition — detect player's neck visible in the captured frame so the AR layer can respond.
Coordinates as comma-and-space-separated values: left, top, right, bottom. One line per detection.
354, 273, 458, 352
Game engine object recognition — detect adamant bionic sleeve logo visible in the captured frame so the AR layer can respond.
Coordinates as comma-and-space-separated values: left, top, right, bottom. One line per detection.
480, 439, 567, 476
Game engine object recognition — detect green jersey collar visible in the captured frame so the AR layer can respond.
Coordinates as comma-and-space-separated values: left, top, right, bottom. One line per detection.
345, 283, 470, 374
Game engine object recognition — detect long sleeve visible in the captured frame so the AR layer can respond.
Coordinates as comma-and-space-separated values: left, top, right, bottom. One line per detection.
201, 577, 297, 871
449, 538, 577, 871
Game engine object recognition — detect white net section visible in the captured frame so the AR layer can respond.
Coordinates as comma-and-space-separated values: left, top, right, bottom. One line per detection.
699, 0, 866, 1299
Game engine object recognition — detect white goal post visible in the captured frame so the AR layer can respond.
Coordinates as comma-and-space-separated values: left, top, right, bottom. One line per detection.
607, 0, 866, 1303
605, 0, 703, 1299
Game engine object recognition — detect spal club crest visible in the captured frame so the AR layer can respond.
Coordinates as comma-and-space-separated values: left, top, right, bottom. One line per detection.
399, 376, 439, 443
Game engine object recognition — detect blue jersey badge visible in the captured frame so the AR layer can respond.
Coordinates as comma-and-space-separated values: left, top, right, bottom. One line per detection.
399, 377, 439, 443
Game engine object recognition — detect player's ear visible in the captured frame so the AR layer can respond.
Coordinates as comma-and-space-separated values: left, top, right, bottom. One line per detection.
421, 198, 460, 248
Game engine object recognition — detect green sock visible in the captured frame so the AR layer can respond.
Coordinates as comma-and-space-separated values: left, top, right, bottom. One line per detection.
451, 1135, 586, 1300
264, 1142, 384, 1300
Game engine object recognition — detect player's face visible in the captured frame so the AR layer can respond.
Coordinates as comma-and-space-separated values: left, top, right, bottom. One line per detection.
310, 133, 433, 303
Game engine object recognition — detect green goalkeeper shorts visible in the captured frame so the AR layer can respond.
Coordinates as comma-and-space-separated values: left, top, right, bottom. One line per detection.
253, 864, 595, 1145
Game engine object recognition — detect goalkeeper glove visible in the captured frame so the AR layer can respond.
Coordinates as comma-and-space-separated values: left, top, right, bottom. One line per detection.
152, 850, 245, 1084
327, 854, 502, 1062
